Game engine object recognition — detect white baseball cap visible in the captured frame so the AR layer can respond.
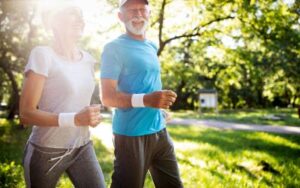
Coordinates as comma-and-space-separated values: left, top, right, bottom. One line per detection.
119, 0, 149, 8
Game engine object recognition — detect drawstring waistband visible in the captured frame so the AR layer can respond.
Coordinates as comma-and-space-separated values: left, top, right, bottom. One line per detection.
45, 137, 82, 175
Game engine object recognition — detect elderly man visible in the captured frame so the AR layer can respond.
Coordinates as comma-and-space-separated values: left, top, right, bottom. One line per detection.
100, 0, 183, 187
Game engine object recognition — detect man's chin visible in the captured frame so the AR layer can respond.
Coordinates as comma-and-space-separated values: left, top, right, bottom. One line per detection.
125, 22, 147, 35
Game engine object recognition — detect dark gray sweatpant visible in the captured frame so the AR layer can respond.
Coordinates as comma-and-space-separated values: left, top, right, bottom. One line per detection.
23, 141, 106, 188
111, 128, 183, 188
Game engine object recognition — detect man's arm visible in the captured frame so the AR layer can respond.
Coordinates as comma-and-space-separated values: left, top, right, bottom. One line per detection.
101, 79, 132, 108
101, 79, 177, 109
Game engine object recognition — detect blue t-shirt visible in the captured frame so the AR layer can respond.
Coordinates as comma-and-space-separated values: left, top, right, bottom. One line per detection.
101, 34, 165, 136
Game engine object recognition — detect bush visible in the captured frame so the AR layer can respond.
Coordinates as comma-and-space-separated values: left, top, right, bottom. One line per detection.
0, 162, 24, 188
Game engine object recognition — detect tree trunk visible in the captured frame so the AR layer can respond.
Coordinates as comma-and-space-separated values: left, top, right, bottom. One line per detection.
0, 63, 20, 120
7, 93, 19, 120
298, 106, 300, 119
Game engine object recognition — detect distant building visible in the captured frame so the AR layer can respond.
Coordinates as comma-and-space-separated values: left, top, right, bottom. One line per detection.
198, 89, 218, 113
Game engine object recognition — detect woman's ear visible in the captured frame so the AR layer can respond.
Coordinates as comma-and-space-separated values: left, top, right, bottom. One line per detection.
118, 11, 125, 23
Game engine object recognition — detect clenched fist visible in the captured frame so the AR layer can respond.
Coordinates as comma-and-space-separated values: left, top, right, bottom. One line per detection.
144, 90, 177, 109
74, 104, 102, 127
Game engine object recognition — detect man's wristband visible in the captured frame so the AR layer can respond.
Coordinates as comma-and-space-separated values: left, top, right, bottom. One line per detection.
58, 113, 76, 127
131, 94, 145, 107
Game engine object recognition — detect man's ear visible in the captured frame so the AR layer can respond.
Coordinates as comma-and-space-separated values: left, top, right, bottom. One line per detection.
118, 11, 125, 23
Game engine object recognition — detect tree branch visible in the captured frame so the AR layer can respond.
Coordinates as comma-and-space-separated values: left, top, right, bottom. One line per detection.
157, 15, 235, 56
158, 0, 169, 49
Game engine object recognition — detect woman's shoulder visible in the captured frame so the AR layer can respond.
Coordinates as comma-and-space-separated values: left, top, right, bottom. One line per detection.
30, 45, 53, 56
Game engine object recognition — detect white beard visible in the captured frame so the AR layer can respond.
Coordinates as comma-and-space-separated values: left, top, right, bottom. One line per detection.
125, 17, 148, 35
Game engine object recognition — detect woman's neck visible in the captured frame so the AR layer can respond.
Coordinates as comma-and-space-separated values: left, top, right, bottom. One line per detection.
51, 38, 81, 61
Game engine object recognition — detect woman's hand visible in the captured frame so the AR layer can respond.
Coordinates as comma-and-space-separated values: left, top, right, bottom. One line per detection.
74, 104, 102, 127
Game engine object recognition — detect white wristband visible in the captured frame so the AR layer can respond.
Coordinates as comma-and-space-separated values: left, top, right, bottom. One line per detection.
131, 94, 145, 107
58, 113, 76, 127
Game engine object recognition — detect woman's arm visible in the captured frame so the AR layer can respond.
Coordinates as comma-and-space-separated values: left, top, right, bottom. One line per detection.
19, 71, 58, 127
19, 71, 102, 127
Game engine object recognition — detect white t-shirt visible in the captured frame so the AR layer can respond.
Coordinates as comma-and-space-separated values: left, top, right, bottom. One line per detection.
24, 46, 97, 148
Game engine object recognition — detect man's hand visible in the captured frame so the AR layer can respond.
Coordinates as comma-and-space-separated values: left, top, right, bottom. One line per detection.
144, 90, 177, 109
74, 104, 102, 127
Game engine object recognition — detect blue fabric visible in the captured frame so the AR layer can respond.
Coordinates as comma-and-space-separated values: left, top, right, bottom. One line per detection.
101, 34, 165, 136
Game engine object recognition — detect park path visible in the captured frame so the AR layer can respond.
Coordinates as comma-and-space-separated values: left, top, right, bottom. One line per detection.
168, 118, 300, 135
97, 113, 300, 135
90, 114, 300, 150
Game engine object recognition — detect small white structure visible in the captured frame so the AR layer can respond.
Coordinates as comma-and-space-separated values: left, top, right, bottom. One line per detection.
199, 89, 218, 113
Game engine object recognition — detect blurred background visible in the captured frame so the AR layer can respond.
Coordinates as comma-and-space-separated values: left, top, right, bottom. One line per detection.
0, 0, 299, 117
0, 0, 299, 187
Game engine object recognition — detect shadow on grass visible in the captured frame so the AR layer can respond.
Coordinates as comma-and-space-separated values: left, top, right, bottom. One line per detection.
167, 125, 300, 187
168, 125, 300, 159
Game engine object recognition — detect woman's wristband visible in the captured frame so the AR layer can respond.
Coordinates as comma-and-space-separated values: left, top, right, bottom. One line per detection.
58, 113, 76, 127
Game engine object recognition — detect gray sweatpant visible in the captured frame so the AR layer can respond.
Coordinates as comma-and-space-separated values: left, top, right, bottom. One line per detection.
23, 141, 106, 188
111, 128, 183, 188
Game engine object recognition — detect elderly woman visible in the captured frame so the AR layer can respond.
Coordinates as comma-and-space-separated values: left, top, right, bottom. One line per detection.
19, 4, 106, 188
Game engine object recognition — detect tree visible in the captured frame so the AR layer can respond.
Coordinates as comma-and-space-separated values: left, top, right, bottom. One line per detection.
1, 0, 299, 117
0, 1, 39, 119
150, 0, 300, 110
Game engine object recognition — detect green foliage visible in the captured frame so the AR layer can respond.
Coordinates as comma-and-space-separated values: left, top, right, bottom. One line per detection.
0, 162, 24, 188
153, 0, 300, 109
0, 119, 28, 187
0, 0, 299, 116
0, 1, 41, 118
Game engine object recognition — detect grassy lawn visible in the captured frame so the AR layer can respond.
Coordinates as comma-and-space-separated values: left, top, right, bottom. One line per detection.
172, 108, 300, 127
1, 118, 300, 187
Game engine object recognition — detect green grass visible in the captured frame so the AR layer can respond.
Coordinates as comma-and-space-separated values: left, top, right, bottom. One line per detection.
168, 125, 300, 187
172, 108, 300, 127
1, 118, 300, 187
0, 119, 30, 188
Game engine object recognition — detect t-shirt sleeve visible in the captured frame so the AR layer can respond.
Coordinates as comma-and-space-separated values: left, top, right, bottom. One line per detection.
100, 43, 122, 80
24, 47, 52, 77
149, 41, 158, 53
